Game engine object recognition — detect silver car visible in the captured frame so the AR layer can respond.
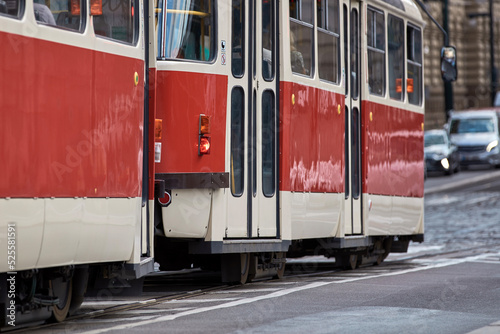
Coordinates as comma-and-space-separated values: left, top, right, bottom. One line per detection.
425, 129, 460, 175
448, 109, 500, 168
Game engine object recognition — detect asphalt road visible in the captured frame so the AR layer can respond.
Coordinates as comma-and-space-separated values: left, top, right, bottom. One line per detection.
18, 167, 500, 334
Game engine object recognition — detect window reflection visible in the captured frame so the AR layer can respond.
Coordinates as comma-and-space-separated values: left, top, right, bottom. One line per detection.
388, 15, 404, 100
34, 0, 84, 32
367, 7, 385, 96
157, 0, 215, 61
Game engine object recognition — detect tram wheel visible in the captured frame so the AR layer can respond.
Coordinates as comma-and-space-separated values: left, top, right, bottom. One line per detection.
240, 253, 251, 284
336, 254, 359, 270
375, 238, 393, 266
273, 252, 286, 279
50, 278, 73, 322
69, 267, 89, 315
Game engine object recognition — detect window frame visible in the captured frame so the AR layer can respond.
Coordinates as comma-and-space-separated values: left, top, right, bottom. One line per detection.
34, 0, 86, 33
156, 0, 217, 61
289, 0, 314, 77
407, 23, 423, 106
387, 14, 405, 101
366, 6, 386, 96
0, 0, 25, 20
317, 0, 340, 84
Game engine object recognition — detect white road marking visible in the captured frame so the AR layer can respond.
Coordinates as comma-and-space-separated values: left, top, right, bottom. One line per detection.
113, 308, 194, 315
68, 316, 156, 324
164, 298, 241, 303
81, 301, 140, 306
212, 288, 282, 293
80, 251, 500, 334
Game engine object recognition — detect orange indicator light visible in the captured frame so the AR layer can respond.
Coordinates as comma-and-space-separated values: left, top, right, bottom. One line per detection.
154, 119, 162, 140
91, 0, 103, 15
199, 114, 211, 135
407, 78, 414, 93
396, 78, 402, 93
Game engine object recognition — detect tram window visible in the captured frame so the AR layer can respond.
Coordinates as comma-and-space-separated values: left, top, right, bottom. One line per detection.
232, 0, 245, 77
350, 9, 359, 99
262, 0, 275, 81
262, 90, 275, 197
367, 7, 385, 96
94, 0, 139, 44
157, 0, 215, 61
351, 107, 360, 199
289, 0, 313, 76
34, 0, 84, 32
388, 15, 404, 101
407, 25, 422, 105
231, 87, 245, 197
343, 4, 348, 95
0, 0, 23, 19
317, 0, 340, 84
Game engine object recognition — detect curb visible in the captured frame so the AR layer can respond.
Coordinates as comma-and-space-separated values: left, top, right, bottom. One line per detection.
424, 170, 500, 195
467, 321, 500, 334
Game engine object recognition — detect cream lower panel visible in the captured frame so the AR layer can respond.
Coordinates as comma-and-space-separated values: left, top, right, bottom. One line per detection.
366, 195, 424, 236
162, 189, 212, 238
281, 192, 343, 240
0, 199, 44, 272
0, 198, 140, 273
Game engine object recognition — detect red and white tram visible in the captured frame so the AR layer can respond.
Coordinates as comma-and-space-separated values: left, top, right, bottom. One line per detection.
1, 0, 456, 327
152, 0, 428, 280
1, 0, 154, 325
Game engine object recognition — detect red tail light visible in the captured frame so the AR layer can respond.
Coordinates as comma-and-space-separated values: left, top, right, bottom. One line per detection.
198, 114, 211, 155
199, 136, 211, 155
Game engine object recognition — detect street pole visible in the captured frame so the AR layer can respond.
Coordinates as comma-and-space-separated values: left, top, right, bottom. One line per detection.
489, 0, 497, 105
443, 0, 453, 120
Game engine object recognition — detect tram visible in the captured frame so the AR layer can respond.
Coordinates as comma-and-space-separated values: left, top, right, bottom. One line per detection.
0, 0, 456, 327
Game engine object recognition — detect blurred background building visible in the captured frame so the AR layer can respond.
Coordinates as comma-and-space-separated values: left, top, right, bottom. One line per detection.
422, 0, 500, 129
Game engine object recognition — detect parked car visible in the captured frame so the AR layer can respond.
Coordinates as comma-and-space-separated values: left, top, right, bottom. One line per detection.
448, 109, 500, 169
424, 129, 460, 175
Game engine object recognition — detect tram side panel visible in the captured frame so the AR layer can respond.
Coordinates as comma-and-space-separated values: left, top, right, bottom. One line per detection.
1, 0, 153, 325
0, 36, 145, 273
279, 81, 345, 240
362, 100, 425, 237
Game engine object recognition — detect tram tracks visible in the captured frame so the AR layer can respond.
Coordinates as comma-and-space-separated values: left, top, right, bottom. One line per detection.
10, 244, 500, 333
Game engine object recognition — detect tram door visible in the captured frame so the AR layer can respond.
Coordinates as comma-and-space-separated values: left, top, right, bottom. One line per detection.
344, 0, 362, 235
226, 0, 278, 239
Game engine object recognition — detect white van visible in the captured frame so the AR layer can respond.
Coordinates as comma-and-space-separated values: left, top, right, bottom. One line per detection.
448, 108, 500, 168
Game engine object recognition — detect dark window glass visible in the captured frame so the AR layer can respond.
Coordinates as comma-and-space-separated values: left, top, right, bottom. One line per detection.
262, 0, 274, 81
252, 1, 256, 78
317, 0, 340, 83
1, 0, 23, 19
251, 90, 257, 197
407, 25, 422, 105
262, 90, 275, 197
157, 0, 215, 60
34, 0, 84, 32
367, 7, 385, 96
345, 106, 349, 199
343, 4, 348, 95
352, 107, 360, 199
94, 0, 139, 43
232, 0, 244, 77
290, 0, 313, 77
301, 0, 313, 24
388, 15, 404, 100
350, 9, 359, 99
231, 87, 245, 197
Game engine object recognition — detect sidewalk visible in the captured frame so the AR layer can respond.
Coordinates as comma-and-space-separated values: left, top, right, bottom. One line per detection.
424, 169, 500, 195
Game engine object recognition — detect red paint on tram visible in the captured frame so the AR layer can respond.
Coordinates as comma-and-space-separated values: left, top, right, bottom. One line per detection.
0, 32, 145, 198
279, 81, 345, 193
155, 70, 227, 174
362, 100, 424, 198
